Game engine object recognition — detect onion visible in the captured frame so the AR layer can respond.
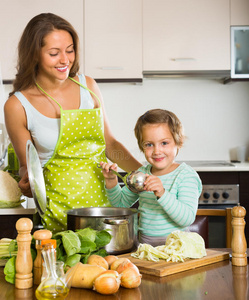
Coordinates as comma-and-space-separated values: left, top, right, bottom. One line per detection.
93, 270, 121, 294
116, 260, 139, 274
110, 257, 130, 270
104, 255, 118, 268
120, 267, 142, 289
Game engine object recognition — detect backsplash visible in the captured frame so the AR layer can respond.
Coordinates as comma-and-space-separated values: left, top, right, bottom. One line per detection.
1, 78, 249, 164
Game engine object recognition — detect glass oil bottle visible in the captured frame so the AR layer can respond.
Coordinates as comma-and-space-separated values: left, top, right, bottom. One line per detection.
35, 243, 69, 300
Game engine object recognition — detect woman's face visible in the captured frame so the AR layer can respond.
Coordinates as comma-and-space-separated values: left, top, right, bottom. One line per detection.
142, 123, 179, 175
38, 29, 75, 81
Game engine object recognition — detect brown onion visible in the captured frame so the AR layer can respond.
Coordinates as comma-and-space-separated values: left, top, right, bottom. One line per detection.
116, 260, 139, 274
104, 255, 118, 268
110, 257, 130, 270
120, 267, 142, 289
93, 270, 121, 294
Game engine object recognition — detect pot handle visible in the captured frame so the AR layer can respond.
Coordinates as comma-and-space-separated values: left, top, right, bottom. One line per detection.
103, 219, 130, 225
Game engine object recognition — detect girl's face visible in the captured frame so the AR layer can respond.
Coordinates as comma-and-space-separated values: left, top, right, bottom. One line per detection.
142, 123, 179, 176
38, 29, 75, 81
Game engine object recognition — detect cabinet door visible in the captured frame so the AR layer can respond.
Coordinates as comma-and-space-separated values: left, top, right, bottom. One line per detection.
0, 0, 84, 80
143, 0, 230, 71
84, 0, 142, 80
231, 0, 249, 25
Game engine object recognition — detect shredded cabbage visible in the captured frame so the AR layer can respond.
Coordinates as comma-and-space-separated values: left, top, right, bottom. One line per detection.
131, 231, 207, 263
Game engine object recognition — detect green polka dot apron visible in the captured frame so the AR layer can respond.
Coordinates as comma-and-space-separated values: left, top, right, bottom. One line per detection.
36, 77, 110, 233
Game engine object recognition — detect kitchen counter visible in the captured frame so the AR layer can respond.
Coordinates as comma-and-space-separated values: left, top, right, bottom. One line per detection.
187, 161, 249, 172
0, 198, 36, 215
0, 249, 248, 300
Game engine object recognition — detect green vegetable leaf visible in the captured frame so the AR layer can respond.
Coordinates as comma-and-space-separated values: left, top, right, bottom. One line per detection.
76, 227, 96, 243
54, 230, 81, 257
4, 256, 16, 284
65, 254, 81, 268
78, 241, 96, 254
93, 248, 108, 257
0, 199, 25, 208
95, 230, 112, 248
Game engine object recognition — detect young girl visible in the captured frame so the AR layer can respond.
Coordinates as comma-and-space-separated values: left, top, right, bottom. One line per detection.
100, 109, 202, 246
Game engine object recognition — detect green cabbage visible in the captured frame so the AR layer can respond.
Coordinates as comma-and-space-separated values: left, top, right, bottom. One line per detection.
157, 230, 207, 260
0, 171, 22, 207
131, 230, 207, 262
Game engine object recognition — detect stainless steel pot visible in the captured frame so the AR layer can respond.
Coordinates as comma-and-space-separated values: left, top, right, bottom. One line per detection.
66, 207, 138, 255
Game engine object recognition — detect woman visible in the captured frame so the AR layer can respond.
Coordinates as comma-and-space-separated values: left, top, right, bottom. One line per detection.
4, 13, 141, 233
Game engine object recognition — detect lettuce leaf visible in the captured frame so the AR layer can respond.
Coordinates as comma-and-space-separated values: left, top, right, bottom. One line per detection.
4, 256, 16, 284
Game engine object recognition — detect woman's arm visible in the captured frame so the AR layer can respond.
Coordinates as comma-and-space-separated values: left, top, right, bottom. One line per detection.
86, 76, 142, 172
4, 95, 33, 196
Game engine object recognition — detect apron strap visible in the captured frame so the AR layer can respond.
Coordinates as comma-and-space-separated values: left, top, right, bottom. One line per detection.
36, 82, 63, 109
69, 76, 101, 107
35, 76, 101, 109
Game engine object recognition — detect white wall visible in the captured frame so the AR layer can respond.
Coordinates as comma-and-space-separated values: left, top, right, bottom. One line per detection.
2, 78, 249, 163
99, 78, 249, 162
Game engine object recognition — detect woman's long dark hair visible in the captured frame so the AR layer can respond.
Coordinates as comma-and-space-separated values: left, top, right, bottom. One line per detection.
9, 13, 80, 97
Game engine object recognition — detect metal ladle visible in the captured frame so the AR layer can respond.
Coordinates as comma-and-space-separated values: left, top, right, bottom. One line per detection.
97, 163, 147, 193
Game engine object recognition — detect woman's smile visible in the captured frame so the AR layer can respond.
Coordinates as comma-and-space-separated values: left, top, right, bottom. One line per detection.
56, 65, 69, 72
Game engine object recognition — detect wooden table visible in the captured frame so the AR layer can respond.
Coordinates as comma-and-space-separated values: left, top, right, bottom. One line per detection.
0, 250, 248, 300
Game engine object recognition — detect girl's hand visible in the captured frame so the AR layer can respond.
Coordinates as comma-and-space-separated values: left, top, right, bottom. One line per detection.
144, 175, 165, 198
99, 161, 118, 189
18, 171, 33, 197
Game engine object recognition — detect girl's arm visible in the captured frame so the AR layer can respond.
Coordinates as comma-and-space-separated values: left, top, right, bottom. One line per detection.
157, 175, 202, 227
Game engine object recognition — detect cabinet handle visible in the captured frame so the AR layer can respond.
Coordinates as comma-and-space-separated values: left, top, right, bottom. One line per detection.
100, 66, 124, 70
171, 58, 196, 61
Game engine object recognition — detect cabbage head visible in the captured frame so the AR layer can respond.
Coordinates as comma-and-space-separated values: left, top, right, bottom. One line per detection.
0, 171, 23, 207
157, 230, 207, 260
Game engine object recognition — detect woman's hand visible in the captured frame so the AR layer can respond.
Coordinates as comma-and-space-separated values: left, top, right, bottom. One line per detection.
99, 161, 118, 189
144, 175, 165, 199
18, 171, 33, 198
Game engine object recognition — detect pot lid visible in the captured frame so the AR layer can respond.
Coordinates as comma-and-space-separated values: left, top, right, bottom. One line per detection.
26, 140, 46, 217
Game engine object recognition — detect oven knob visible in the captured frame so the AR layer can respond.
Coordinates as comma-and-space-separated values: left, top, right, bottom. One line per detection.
222, 192, 229, 199
213, 192, 220, 199
203, 192, 210, 199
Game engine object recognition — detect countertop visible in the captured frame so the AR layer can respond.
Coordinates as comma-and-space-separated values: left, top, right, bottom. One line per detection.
187, 161, 249, 172
0, 249, 248, 300
0, 197, 36, 215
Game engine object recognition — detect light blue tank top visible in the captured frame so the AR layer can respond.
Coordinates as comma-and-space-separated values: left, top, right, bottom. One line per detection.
14, 74, 94, 166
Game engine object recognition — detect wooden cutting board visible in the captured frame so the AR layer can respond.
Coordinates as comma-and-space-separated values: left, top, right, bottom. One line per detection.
118, 249, 230, 277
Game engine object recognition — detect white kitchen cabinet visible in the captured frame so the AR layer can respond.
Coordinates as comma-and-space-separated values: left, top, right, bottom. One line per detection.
0, 0, 84, 80
143, 0, 230, 72
231, 0, 249, 25
84, 0, 142, 81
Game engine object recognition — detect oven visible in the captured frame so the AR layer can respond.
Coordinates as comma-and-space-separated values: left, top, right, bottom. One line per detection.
198, 184, 239, 248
